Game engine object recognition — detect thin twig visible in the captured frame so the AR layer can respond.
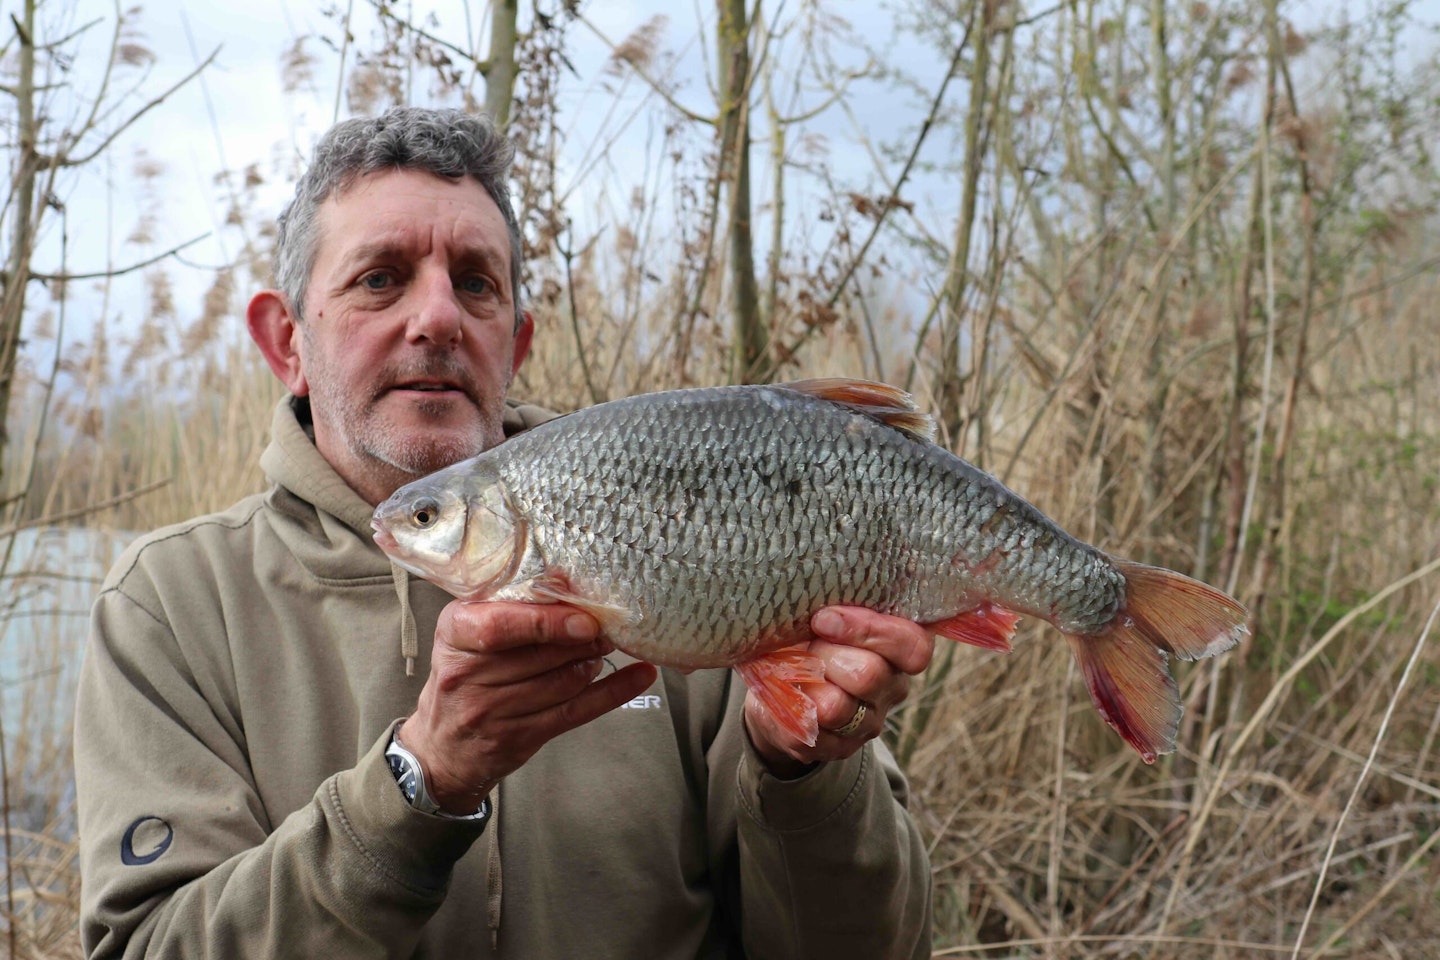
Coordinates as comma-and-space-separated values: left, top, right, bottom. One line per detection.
369, 0, 491, 74
781, 14, 975, 365
1289, 595, 1440, 959
27, 233, 208, 283
933, 933, 1345, 956
1226, 76, 1276, 599
575, 13, 714, 125
0, 477, 172, 538
333, 0, 355, 122
1160, 554, 1440, 934
1306, 824, 1440, 958
41, 47, 219, 170
559, 223, 602, 405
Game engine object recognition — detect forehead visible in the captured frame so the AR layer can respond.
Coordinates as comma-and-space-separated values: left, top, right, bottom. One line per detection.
314, 167, 509, 264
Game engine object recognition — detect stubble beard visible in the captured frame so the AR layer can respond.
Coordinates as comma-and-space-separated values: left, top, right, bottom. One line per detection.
305, 337, 508, 483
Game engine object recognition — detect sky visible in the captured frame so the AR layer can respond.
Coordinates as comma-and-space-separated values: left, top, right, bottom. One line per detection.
16, 1, 943, 370
12, 0, 1440, 392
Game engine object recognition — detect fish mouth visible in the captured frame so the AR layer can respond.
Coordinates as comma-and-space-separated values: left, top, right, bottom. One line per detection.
371, 522, 440, 583
371, 519, 399, 553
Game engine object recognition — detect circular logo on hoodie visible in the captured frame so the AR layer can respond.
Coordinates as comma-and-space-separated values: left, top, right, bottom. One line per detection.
121, 816, 174, 866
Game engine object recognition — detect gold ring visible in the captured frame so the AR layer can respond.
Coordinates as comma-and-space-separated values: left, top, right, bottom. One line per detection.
835, 702, 868, 737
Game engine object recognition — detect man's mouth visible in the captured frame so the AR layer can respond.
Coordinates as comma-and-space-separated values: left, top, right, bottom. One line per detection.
393, 380, 464, 395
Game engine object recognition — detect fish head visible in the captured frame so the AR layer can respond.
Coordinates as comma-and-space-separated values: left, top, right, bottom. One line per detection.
372, 461, 523, 600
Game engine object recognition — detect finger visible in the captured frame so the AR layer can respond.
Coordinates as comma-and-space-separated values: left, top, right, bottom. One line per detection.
443, 599, 606, 653
453, 638, 614, 686
480, 652, 613, 720
743, 695, 876, 768
406, 662, 653, 796
528, 662, 658, 734
808, 674, 908, 731
807, 641, 912, 710
812, 718, 885, 755
811, 606, 935, 675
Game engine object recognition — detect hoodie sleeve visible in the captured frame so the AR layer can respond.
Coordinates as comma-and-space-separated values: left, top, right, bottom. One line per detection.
75, 583, 487, 959
707, 680, 934, 959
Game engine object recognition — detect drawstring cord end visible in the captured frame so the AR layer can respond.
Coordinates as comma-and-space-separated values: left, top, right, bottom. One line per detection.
390, 562, 420, 676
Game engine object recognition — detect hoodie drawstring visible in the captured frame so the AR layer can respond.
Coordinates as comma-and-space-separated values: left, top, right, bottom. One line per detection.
486, 782, 503, 948
389, 562, 419, 676
389, 559, 503, 943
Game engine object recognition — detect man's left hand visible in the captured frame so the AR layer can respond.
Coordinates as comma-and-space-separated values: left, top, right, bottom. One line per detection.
743, 606, 936, 778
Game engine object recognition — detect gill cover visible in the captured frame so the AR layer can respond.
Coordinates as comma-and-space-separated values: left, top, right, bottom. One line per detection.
372, 460, 525, 601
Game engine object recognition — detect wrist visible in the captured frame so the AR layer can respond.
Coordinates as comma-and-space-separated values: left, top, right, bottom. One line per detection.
742, 712, 819, 780
387, 723, 493, 820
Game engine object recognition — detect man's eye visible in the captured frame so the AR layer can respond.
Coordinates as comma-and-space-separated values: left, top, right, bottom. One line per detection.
361, 272, 392, 290
458, 275, 492, 295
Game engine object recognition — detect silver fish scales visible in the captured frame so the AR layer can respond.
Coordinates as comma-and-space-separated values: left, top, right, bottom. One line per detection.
373, 378, 1249, 762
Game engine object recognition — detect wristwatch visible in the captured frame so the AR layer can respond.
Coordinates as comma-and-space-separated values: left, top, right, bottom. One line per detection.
385, 729, 493, 824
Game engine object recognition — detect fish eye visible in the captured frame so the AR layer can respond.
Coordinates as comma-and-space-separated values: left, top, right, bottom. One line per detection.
410, 497, 442, 528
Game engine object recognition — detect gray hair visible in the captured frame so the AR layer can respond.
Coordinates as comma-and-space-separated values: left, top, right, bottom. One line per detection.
275, 107, 523, 329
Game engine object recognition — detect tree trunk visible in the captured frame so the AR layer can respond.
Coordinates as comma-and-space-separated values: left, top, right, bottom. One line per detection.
0, 0, 39, 473
938, 0, 990, 439
483, 0, 520, 129
716, 0, 766, 384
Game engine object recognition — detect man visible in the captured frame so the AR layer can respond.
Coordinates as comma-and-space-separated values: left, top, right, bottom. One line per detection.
76, 107, 934, 958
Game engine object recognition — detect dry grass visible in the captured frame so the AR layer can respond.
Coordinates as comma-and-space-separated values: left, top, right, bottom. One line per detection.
9, 219, 1433, 960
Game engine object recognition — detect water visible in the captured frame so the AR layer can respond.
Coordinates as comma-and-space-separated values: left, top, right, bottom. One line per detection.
1, 526, 132, 835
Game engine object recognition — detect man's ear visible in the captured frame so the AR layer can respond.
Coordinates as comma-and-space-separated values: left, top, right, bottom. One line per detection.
247, 290, 309, 397
511, 310, 535, 378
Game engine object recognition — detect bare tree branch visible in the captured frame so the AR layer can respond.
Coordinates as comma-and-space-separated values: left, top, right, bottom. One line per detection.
23, 233, 210, 284
38, 46, 220, 171
0, 477, 172, 539
35, 15, 104, 51
576, 14, 716, 125
369, 0, 492, 73
778, 14, 975, 364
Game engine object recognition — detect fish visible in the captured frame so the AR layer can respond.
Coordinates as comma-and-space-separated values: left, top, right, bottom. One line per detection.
372, 378, 1248, 763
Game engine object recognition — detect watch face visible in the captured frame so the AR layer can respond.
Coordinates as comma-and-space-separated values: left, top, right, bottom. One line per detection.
388, 752, 420, 803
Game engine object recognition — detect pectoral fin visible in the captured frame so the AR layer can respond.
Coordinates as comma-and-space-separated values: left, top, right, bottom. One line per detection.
526, 577, 633, 633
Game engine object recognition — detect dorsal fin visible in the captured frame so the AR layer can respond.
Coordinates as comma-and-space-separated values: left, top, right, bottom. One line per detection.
776, 377, 937, 443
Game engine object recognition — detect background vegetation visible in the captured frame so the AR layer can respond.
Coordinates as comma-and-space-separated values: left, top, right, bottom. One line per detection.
3, 0, 1439, 956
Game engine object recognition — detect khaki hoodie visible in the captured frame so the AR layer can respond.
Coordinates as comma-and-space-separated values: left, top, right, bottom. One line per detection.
75, 395, 933, 959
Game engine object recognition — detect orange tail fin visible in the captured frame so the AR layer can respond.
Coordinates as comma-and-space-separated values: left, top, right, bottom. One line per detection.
1069, 561, 1249, 763
736, 646, 828, 746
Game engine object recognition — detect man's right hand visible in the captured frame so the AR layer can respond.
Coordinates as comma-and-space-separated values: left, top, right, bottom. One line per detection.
400, 600, 658, 814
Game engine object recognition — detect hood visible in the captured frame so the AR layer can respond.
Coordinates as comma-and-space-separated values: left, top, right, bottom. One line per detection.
254, 394, 559, 676
253, 393, 558, 589
258, 394, 559, 544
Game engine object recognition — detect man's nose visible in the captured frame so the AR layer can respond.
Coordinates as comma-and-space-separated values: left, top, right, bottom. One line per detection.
406, 269, 463, 345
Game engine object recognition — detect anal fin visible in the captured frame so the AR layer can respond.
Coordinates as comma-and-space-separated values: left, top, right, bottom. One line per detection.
735, 646, 828, 747
926, 602, 1020, 652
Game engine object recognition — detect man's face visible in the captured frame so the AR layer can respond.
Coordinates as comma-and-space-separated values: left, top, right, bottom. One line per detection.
294, 168, 530, 504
